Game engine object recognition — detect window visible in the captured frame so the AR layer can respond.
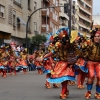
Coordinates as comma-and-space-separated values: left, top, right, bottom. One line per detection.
13, 11, 16, 30
34, 22, 37, 31
28, 0, 31, 10
0, 5, 5, 17
17, 17, 20, 28
34, 2, 37, 11
15, 0, 21, 4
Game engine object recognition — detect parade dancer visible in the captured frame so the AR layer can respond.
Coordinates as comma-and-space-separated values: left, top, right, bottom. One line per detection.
74, 37, 88, 89
35, 50, 44, 75
43, 35, 60, 88
43, 57, 52, 89
0, 45, 8, 77
42, 27, 77, 99
20, 49, 28, 74
8, 50, 17, 75
43, 54, 60, 88
84, 30, 100, 99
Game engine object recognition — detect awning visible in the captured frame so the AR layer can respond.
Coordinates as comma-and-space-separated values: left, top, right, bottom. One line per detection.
17, 17, 26, 26
0, 31, 11, 39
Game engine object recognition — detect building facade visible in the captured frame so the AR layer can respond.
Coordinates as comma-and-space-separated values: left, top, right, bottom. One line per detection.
59, 0, 69, 29
0, 0, 13, 44
0, 0, 93, 45
0, 0, 41, 45
73, 0, 93, 37
41, 0, 60, 35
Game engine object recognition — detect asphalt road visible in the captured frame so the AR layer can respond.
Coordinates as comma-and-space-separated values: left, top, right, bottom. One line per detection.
0, 71, 96, 100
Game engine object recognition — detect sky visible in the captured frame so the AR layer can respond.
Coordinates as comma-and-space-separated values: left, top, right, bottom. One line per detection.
93, 0, 100, 15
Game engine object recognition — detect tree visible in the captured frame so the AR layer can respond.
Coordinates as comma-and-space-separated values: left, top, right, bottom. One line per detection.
31, 34, 47, 46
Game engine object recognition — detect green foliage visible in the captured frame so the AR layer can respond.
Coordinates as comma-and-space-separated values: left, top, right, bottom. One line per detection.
31, 34, 47, 46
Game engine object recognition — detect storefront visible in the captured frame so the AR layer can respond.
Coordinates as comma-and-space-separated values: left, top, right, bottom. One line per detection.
0, 31, 11, 45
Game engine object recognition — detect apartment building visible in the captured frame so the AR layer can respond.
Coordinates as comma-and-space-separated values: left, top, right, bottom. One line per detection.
73, 0, 93, 37
59, 0, 69, 29
41, 0, 60, 34
0, 0, 41, 45
0, 0, 13, 45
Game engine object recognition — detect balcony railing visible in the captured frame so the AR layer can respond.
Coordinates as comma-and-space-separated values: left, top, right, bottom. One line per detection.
84, 0, 92, 6
77, 11, 91, 23
79, 11, 91, 21
78, 21, 90, 30
77, 1, 91, 15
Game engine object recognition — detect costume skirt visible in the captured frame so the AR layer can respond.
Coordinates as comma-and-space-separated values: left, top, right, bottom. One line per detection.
47, 61, 75, 83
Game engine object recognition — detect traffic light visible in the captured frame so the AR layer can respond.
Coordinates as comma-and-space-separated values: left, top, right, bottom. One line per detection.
64, 3, 68, 13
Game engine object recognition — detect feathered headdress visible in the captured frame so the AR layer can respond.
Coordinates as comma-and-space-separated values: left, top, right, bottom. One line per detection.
56, 27, 69, 38
46, 32, 54, 42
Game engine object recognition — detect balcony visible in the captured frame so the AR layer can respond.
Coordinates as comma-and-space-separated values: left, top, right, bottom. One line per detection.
41, 9, 50, 17
77, 12, 91, 23
41, 24, 49, 33
77, 1, 92, 15
84, 0, 92, 6
78, 21, 90, 30
59, 12, 69, 20
79, 11, 91, 22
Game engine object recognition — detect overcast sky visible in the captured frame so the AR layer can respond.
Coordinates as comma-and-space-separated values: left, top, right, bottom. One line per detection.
93, 0, 100, 15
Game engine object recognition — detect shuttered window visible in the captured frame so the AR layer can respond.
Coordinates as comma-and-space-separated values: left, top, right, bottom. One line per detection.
0, 5, 5, 17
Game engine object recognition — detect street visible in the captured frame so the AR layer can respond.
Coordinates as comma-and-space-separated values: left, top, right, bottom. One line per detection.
0, 71, 96, 100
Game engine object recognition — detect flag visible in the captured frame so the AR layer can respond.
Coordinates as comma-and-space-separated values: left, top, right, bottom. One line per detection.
70, 30, 78, 43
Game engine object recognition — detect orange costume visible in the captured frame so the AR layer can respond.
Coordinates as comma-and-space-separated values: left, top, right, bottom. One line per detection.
0, 47, 8, 77
84, 30, 100, 99
44, 42, 76, 99
74, 39, 88, 89
20, 51, 28, 74
35, 50, 44, 75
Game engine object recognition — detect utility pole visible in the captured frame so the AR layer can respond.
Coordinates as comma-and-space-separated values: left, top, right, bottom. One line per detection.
63, 0, 72, 36
68, 0, 72, 36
